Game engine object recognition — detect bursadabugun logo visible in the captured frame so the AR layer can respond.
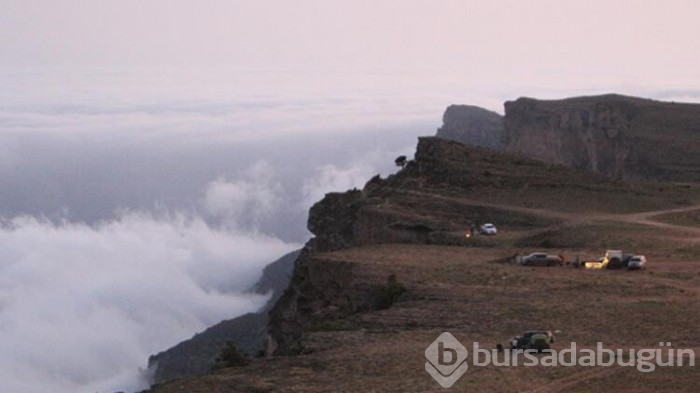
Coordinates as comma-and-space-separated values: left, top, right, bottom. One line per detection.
424, 332, 469, 388
425, 333, 696, 388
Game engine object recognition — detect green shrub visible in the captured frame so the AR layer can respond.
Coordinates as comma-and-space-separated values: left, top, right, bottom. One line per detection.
213, 341, 250, 369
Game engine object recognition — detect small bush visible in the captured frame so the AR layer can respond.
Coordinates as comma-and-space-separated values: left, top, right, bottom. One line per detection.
286, 340, 308, 356
213, 341, 251, 369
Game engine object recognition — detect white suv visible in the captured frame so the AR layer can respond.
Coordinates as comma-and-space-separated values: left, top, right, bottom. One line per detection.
480, 223, 498, 235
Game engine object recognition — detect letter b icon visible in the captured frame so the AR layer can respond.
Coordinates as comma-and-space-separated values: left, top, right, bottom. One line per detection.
438, 342, 458, 366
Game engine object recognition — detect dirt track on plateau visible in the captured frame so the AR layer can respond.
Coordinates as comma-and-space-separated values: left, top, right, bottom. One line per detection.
407, 190, 700, 238
616, 205, 700, 236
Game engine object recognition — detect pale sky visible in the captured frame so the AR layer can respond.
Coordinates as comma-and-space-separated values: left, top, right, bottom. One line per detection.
1, 0, 699, 90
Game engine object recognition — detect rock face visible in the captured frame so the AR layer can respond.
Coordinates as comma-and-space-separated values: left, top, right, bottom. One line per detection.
266, 250, 392, 355
147, 249, 299, 385
436, 105, 504, 150
437, 94, 700, 182
503, 95, 640, 180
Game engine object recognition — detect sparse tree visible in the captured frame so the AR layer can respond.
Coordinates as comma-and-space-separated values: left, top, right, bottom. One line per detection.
394, 155, 407, 168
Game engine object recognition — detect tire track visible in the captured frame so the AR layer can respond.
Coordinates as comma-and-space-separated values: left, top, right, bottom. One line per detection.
525, 367, 618, 393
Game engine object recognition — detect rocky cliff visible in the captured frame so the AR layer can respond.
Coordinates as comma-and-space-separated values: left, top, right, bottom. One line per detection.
437, 94, 700, 182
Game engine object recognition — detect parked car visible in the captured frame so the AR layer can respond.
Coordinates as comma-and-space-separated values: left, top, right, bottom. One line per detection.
627, 255, 647, 270
508, 330, 555, 352
519, 252, 563, 266
480, 223, 498, 235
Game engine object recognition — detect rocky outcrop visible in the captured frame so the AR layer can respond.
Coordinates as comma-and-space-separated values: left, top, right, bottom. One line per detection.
306, 189, 366, 252
305, 188, 462, 253
147, 249, 299, 385
267, 250, 383, 355
436, 105, 504, 149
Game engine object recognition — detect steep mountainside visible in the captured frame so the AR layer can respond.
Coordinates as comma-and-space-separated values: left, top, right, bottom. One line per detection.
437, 94, 700, 182
147, 249, 300, 385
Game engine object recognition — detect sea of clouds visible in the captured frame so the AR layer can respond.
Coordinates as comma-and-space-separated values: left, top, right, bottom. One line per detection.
0, 67, 440, 392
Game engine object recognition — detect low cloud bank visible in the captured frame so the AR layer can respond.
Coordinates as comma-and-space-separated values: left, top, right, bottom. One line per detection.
0, 212, 298, 393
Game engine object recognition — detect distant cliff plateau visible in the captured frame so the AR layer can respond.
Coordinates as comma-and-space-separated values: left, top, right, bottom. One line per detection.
437, 94, 700, 182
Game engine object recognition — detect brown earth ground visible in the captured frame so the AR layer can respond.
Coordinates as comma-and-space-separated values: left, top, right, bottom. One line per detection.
149, 196, 700, 392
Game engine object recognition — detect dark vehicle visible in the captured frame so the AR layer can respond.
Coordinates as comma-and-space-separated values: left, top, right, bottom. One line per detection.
509, 330, 555, 352
518, 252, 563, 266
